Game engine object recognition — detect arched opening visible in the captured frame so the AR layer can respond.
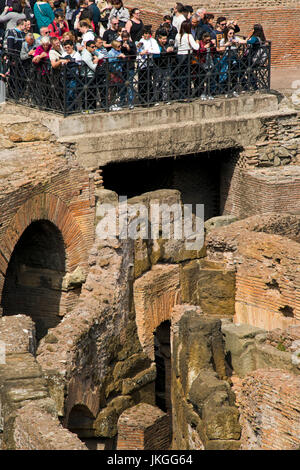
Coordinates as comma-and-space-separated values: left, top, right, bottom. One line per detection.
154, 321, 171, 414
1, 220, 66, 340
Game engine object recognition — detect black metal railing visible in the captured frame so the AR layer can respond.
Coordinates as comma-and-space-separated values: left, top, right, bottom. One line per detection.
1, 42, 271, 116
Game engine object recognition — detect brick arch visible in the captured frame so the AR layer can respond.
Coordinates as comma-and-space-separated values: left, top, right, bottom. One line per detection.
0, 193, 87, 295
133, 265, 181, 360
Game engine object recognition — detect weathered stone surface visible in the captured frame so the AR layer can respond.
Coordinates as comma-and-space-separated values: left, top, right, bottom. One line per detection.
62, 266, 87, 291
122, 364, 156, 395
180, 260, 235, 317
171, 307, 241, 450
13, 403, 87, 450
0, 315, 36, 355
205, 215, 239, 232
94, 396, 134, 438
222, 322, 265, 377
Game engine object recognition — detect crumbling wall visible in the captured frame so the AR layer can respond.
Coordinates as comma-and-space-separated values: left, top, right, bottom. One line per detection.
233, 369, 300, 450
206, 214, 300, 330
171, 306, 241, 450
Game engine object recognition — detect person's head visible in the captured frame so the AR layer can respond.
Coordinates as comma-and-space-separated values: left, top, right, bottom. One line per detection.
163, 15, 172, 24
179, 20, 191, 36
16, 19, 26, 31
161, 22, 171, 32
79, 20, 90, 33
24, 20, 31, 32
203, 13, 214, 26
12, 0, 22, 13
50, 37, 61, 51
111, 39, 121, 50
41, 35, 51, 50
157, 32, 168, 46
191, 14, 200, 28
25, 32, 35, 45
54, 9, 65, 22
174, 2, 184, 15
86, 40, 96, 52
196, 8, 206, 19
251, 24, 266, 42
142, 26, 152, 40
110, 18, 119, 30
62, 31, 75, 43
224, 25, 235, 42
121, 30, 130, 41
63, 39, 75, 53
95, 36, 104, 48
183, 5, 193, 19
216, 16, 227, 31
112, 0, 123, 9
201, 32, 211, 44
40, 26, 50, 37
130, 8, 141, 20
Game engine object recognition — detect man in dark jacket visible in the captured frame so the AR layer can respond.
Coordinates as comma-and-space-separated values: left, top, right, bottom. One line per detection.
153, 30, 175, 103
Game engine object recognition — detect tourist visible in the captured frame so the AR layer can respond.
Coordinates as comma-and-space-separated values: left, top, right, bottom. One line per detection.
172, 2, 185, 33
108, 38, 125, 110
78, 19, 95, 48
32, 34, 51, 63
20, 31, 36, 61
48, 9, 69, 39
155, 15, 177, 42
108, 0, 129, 28
80, 39, 99, 110
95, 35, 108, 58
125, 8, 143, 43
201, 13, 216, 43
0, 1, 26, 30
153, 30, 175, 103
102, 15, 118, 49
62, 39, 82, 111
136, 25, 159, 104
35, 25, 51, 45
190, 13, 203, 42
49, 36, 69, 68
195, 8, 206, 26
86, 0, 100, 35
33, 0, 55, 32
6, 17, 26, 53
175, 20, 199, 100
120, 29, 136, 108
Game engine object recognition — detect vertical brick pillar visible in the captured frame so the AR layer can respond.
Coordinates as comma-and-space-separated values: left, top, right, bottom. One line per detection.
117, 404, 171, 450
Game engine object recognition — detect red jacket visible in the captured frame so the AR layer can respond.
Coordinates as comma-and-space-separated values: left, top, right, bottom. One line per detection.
48, 20, 69, 40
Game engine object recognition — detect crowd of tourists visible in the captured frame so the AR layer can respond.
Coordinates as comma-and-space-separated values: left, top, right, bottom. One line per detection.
0, 0, 269, 112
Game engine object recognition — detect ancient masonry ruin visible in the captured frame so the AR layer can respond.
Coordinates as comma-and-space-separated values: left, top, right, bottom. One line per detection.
0, 92, 300, 450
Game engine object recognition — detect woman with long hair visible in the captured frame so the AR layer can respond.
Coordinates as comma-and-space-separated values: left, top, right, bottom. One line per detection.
175, 20, 199, 99
245, 24, 268, 90
125, 8, 143, 42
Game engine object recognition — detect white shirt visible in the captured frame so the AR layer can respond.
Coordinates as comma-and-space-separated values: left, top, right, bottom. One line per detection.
137, 37, 160, 67
81, 30, 95, 46
172, 14, 185, 33
175, 33, 199, 55
220, 36, 242, 50
49, 46, 65, 62
62, 50, 82, 62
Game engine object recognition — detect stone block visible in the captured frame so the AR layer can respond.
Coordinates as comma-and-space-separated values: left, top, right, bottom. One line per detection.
94, 396, 134, 438
222, 322, 265, 377
180, 260, 235, 317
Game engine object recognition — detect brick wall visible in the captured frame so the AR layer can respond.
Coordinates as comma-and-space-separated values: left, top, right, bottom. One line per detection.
233, 369, 300, 450
117, 403, 171, 450
128, 2, 300, 67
